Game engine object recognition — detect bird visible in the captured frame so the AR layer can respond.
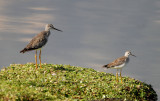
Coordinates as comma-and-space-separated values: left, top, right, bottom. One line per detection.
20, 24, 62, 69
103, 51, 136, 83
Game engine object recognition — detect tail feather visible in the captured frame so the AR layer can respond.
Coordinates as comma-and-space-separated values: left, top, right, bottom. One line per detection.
20, 48, 27, 53
102, 64, 109, 68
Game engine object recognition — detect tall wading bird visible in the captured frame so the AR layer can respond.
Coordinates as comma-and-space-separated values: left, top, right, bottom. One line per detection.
20, 24, 62, 69
103, 51, 136, 83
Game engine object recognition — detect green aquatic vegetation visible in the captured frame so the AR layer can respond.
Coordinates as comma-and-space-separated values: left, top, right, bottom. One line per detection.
0, 63, 157, 101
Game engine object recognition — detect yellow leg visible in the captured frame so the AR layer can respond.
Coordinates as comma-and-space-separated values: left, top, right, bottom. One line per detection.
39, 49, 42, 68
35, 50, 38, 69
120, 69, 123, 83
116, 69, 119, 82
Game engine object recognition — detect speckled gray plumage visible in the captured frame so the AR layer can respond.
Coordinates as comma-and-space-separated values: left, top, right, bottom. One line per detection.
20, 31, 50, 53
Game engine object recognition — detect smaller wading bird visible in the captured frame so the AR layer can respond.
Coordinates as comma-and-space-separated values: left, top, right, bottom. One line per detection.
20, 24, 62, 69
103, 51, 136, 83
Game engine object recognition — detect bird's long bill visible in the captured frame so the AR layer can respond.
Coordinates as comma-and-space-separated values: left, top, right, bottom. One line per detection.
53, 27, 62, 32
131, 54, 136, 57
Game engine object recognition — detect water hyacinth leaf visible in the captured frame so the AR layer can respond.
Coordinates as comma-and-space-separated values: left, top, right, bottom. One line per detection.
0, 63, 157, 101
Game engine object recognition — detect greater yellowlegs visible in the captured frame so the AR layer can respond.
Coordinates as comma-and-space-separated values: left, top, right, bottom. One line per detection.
20, 24, 62, 69
103, 51, 136, 83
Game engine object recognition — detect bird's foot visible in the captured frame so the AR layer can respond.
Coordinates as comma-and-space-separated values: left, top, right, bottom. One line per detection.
36, 64, 38, 69
120, 77, 123, 84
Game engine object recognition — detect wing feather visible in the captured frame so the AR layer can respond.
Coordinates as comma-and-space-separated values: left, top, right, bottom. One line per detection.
107, 56, 127, 68
20, 31, 48, 53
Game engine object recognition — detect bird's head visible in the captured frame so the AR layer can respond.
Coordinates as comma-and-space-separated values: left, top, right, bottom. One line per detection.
125, 51, 136, 57
45, 24, 62, 32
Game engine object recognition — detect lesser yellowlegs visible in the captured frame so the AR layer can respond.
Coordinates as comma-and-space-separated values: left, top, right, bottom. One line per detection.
103, 51, 136, 83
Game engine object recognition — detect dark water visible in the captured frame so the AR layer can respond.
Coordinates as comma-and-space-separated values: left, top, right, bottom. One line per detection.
0, 0, 160, 99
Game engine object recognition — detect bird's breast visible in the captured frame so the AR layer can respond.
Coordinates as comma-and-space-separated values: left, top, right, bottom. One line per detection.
45, 32, 50, 39
113, 63, 126, 69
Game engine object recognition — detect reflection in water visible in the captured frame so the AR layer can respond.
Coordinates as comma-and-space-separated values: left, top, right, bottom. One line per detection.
0, 0, 160, 99
29, 7, 55, 11
18, 38, 32, 42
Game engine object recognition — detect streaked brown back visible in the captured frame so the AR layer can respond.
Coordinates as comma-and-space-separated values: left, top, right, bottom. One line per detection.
107, 56, 127, 68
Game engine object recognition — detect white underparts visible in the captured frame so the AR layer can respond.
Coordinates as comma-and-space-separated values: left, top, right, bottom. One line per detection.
112, 63, 125, 69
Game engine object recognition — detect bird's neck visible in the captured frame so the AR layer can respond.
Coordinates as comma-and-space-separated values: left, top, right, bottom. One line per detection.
124, 55, 129, 58
45, 28, 50, 31
44, 31, 51, 38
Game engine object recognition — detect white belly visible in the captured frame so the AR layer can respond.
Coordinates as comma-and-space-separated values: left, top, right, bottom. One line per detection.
113, 63, 125, 69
